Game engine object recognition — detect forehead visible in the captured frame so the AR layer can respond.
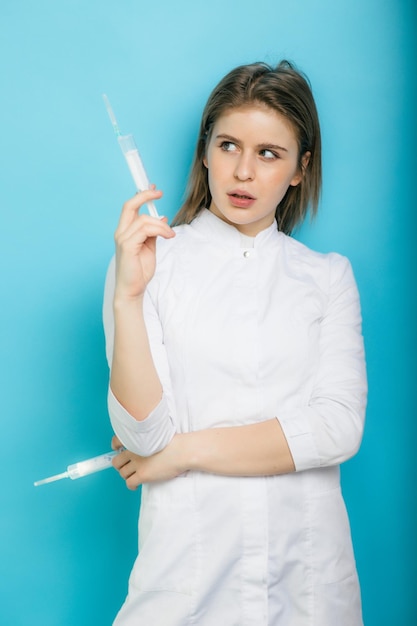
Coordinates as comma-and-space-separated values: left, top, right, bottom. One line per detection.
212, 104, 298, 145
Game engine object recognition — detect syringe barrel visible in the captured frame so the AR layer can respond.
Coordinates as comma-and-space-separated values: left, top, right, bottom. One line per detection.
117, 134, 159, 218
118, 134, 150, 188
67, 450, 120, 480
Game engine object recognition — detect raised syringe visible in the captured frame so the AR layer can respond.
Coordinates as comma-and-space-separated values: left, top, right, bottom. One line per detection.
103, 94, 159, 219
34, 449, 122, 486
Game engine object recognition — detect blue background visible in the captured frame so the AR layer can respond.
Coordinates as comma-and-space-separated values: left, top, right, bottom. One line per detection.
1, 1, 415, 624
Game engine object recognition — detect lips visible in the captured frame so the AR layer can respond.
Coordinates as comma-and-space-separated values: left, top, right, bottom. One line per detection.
228, 189, 255, 200
227, 189, 256, 208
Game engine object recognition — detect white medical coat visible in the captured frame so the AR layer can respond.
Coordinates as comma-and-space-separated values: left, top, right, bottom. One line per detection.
103, 209, 367, 625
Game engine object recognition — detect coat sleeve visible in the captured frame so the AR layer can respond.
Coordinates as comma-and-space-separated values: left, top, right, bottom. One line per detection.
102, 257, 176, 457
278, 254, 367, 471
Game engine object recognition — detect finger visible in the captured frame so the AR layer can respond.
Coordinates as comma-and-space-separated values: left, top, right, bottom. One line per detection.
114, 229, 158, 276
119, 461, 137, 479
112, 457, 141, 490
112, 449, 132, 470
115, 214, 174, 249
117, 189, 163, 232
111, 435, 123, 450
126, 474, 141, 491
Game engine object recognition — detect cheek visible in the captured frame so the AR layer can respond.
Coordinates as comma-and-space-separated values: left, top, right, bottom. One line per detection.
288, 160, 303, 187
206, 156, 223, 188
273, 165, 301, 191
266, 173, 296, 206
207, 170, 220, 200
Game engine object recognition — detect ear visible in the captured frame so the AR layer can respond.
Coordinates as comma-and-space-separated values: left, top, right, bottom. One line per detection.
290, 151, 311, 187
203, 155, 208, 169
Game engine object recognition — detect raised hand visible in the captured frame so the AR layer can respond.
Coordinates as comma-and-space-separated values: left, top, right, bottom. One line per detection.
113, 188, 175, 301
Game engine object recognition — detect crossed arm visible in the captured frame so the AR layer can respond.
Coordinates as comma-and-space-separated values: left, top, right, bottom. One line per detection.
111, 419, 295, 490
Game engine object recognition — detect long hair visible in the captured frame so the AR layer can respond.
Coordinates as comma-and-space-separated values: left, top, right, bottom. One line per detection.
172, 61, 322, 235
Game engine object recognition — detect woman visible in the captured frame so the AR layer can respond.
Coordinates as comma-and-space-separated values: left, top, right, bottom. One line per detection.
103, 60, 367, 625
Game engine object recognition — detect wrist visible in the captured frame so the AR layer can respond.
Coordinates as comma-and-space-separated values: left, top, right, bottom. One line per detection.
174, 432, 200, 474
113, 292, 144, 312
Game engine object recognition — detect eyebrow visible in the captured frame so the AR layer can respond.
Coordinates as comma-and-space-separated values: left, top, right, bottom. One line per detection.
215, 133, 289, 153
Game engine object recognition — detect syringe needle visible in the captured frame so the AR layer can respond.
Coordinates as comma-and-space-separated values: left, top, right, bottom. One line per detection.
34, 471, 69, 487
102, 94, 121, 136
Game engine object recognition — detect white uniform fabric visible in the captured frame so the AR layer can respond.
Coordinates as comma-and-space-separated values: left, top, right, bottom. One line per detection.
103, 209, 367, 626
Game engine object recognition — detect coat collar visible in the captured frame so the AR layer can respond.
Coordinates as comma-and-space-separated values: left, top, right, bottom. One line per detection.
189, 209, 281, 249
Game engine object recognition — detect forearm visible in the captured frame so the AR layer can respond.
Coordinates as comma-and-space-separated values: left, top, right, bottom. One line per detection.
181, 419, 295, 477
111, 419, 295, 489
107, 192, 175, 423
110, 296, 162, 421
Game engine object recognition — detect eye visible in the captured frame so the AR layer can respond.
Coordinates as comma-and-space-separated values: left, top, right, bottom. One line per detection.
220, 140, 238, 152
259, 148, 279, 160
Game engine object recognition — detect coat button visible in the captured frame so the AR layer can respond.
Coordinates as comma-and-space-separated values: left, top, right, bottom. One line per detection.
243, 250, 251, 258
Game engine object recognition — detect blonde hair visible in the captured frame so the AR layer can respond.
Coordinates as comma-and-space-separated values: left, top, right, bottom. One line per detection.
172, 60, 322, 235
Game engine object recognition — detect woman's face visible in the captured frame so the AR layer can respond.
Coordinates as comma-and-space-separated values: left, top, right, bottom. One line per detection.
204, 105, 306, 236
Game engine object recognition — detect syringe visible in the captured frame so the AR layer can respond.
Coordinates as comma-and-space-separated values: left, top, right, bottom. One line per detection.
103, 94, 159, 219
34, 449, 122, 487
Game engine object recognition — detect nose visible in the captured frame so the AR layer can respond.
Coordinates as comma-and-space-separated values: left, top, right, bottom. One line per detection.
234, 152, 255, 181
